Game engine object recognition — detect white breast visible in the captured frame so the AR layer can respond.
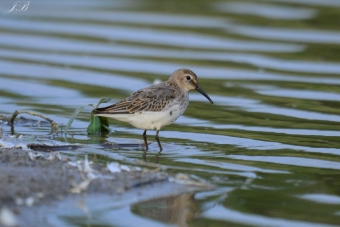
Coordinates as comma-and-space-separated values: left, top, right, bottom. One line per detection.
98, 102, 188, 130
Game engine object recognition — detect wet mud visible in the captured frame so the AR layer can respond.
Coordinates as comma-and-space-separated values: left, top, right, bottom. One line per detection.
0, 148, 201, 227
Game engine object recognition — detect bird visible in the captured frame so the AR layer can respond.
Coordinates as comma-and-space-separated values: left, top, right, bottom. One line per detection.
93, 68, 213, 152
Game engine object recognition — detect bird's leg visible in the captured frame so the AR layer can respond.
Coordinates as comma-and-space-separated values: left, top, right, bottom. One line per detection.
155, 130, 163, 152
143, 129, 148, 151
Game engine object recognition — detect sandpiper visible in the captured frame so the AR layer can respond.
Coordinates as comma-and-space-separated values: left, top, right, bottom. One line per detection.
93, 68, 213, 151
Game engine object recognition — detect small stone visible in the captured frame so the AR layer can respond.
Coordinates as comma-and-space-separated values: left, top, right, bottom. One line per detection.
107, 163, 121, 173
36, 192, 44, 199
120, 165, 130, 172
14, 198, 24, 206
25, 197, 35, 207
55, 152, 62, 161
0, 207, 18, 227
175, 173, 189, 179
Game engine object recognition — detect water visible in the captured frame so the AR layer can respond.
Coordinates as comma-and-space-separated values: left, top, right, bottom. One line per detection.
1, 0, 340, 226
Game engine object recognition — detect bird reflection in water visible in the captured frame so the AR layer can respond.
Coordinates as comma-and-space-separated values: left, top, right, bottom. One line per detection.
131, 193, 198, 227
142, 151, 162, 163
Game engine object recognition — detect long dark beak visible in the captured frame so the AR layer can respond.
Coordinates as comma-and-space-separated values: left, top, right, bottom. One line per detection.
195, 85, 213, 104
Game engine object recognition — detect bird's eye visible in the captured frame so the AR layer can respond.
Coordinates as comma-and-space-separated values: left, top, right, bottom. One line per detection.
186, 76, 191, 80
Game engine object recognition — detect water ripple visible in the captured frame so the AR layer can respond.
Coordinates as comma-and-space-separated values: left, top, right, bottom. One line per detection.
227, 24, 340, 44
203, 205, 337, 227
244, 84, 340, 101
191, 94, 340, 122
227, 155, 340, 170
177, 116, 340, 136
215, 2, 316, 20
3, 50, 340, 86
0, 19, 304, 52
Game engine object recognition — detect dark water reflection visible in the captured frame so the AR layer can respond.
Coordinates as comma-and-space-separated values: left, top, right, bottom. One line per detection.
132, 193, 197, 227
1, 0, 340, 226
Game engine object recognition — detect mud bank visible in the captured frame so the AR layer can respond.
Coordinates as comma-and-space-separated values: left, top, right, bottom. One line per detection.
0, 148, 203, 227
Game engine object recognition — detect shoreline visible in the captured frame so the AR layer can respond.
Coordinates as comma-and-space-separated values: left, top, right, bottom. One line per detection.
0, 148, 205, 226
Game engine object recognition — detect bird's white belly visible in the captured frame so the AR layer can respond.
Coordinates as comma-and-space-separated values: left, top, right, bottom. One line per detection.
98, 103, 186, 130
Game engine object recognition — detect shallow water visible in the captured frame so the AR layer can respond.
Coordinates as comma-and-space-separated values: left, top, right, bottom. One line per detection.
1, 0, 340, 226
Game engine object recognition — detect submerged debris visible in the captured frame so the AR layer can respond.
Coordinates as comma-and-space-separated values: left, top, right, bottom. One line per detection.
27, 142, 146, 152
0, 131, 144, 153
10, 110, 58, 134
27, 143, 82, 152
101, 142, 146, 149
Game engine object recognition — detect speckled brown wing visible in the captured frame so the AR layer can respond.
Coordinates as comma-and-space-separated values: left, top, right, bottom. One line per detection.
94, 85, 176, 114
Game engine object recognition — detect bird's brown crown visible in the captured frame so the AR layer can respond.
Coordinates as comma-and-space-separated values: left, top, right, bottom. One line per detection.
170, 68, 198, 91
